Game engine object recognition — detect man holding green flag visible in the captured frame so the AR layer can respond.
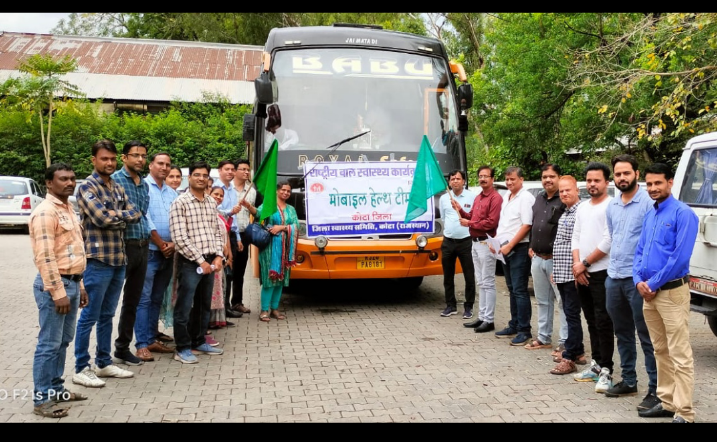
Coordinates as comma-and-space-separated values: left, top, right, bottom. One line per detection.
405, 135, 448, 223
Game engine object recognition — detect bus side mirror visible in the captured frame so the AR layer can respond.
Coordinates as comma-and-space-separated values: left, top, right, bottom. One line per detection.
255, 72, 276, 104
458, 83, 473, 110
243, 114, 255, 142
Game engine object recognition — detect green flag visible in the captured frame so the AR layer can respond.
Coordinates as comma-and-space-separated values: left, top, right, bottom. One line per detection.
253, 139, 278, 222
404, 135, 447, 223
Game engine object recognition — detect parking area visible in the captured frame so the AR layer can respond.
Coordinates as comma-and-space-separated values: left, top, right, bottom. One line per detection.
1, 231, 715, 422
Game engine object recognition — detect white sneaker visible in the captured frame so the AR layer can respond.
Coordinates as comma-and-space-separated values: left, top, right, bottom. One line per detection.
95, 364, 134, 379
72, 366, 106, 388
595, 367, 613, 394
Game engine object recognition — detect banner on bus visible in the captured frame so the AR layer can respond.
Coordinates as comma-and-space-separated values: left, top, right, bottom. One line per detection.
303, 162, 435, 237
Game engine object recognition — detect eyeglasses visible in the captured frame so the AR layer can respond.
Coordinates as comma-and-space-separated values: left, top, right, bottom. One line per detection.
191, 173, 210, 179
478, 175, 493, 179
127, 153, 148, 159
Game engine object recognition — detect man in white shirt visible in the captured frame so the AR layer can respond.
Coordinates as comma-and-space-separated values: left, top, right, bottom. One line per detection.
492, 167, 535, 346
571, 162, 615, 393
438, 169, 476, 319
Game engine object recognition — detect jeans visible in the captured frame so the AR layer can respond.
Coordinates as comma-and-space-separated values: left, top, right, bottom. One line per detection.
502, 242, 531, 333
471, 240, 497, 322
135, 250, 174, 349
115, 242, 148, 353
557, 281, 585, 361
75, 259, 126, 373
441, 237, 475, 310
174, 255, 214, 352
531, 256, 568, 345
577, 269, 614, 372
605, 276, 657, 393
33, 274, 80, 406
228, 231, 249, 308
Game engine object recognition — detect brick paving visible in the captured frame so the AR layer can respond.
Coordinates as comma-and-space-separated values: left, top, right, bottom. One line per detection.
1, 231, 716, 422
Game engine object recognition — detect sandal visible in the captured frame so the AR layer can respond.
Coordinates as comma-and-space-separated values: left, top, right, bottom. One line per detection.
33, 402, 70, 418
524, 339, 552, 350
270, 310, 286, 320
259, 311, 271, 322
57, 390, 88, 402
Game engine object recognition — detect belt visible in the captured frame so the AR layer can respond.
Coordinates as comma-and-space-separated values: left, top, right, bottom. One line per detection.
60, 274, 83, 282
535, 253, 553, 260
472, 236, 488, 242
445, 237, 470, 242
125, 238, 150, 247
203, 254, 217, 262
659, 275, 689, 291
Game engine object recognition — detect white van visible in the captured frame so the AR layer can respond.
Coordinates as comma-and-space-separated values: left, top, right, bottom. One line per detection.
672, 132, 717, 337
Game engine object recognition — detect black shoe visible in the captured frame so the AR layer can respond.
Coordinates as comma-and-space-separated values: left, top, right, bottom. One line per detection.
636, 392, 660, 411
638, 403, 674, 418
495, 327, 517, 338
113, 350, 144, 366
225, 309, 243, 318
672, 416, 692, 423
605, 380, 638, 397
510, 333, 532, 346
474, 322, 495, 333
463, 318, 483, 328
225, 320, 236, 327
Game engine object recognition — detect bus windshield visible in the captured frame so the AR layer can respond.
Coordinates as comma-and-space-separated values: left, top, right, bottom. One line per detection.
264, 47, 462, 171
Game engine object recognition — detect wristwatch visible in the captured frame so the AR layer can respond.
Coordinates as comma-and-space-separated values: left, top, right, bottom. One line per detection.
582, 259, 591, 268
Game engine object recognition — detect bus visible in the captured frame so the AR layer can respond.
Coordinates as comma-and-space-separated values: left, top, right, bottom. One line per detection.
243, 24, 473, 287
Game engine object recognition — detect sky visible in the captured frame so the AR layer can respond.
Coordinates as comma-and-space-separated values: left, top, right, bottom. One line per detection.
0, 13, 72, 34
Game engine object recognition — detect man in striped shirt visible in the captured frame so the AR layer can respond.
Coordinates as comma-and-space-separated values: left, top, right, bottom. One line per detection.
29, 163, 89, 418
170, 160, 226, 364
549, 175, 586, 375
73, 140, 142, 388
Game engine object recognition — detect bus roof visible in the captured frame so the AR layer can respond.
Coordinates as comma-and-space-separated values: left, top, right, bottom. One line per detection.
264, 25, 448, 59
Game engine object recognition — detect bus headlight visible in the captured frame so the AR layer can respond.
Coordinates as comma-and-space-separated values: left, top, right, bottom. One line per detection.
415, 235, 428, 249
315, 236, 328, 250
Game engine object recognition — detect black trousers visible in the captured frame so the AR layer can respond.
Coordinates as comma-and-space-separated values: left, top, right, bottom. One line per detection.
576, 269, 614, 372
115, 241, 148, 353
441, 236, 476, 309
227, 231, 249, 308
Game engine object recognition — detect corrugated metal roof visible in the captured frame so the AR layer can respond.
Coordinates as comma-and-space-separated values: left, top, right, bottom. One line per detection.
0, 32, 263, 104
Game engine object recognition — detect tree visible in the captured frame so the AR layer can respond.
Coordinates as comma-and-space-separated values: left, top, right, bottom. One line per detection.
0, 54, 82, 167
562, 13, 717, 165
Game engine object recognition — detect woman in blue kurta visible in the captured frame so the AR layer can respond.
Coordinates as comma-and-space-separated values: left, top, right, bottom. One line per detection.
242, 181, 298, 322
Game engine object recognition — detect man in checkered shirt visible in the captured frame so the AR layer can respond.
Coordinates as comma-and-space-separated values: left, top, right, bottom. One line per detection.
73, 140, 142, 388
549, 175, 585, 375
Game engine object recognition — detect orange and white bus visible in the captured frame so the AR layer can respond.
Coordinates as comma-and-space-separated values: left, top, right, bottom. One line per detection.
243, 23, 473, 287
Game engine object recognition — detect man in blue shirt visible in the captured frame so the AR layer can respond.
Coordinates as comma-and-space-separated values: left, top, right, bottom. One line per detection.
134, 152, 178, 361
634, 163, 699, 423
111, 140, 151, 366
604, 155, 658, 411
438, 169, 475, 319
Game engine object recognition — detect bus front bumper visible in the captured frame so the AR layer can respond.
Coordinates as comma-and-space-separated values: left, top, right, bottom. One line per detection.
290, 237, 444, 280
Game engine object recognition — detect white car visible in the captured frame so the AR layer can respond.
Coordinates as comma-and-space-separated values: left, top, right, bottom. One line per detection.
0, 176, 45, 232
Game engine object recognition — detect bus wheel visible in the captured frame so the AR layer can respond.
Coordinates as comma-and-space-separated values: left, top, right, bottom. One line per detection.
708, 316, 717, 337
404, 277, 423, 289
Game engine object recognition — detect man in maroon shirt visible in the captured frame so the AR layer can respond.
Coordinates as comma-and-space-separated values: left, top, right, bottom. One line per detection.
452, 165, 503, 333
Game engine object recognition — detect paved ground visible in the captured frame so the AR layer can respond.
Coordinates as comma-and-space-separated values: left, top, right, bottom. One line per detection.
1, 231, 716, 423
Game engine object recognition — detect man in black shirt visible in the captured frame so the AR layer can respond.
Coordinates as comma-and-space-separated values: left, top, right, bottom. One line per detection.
525, 164, 568, 353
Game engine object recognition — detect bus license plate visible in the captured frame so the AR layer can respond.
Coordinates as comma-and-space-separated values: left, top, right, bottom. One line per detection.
357, 256, 384, 270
